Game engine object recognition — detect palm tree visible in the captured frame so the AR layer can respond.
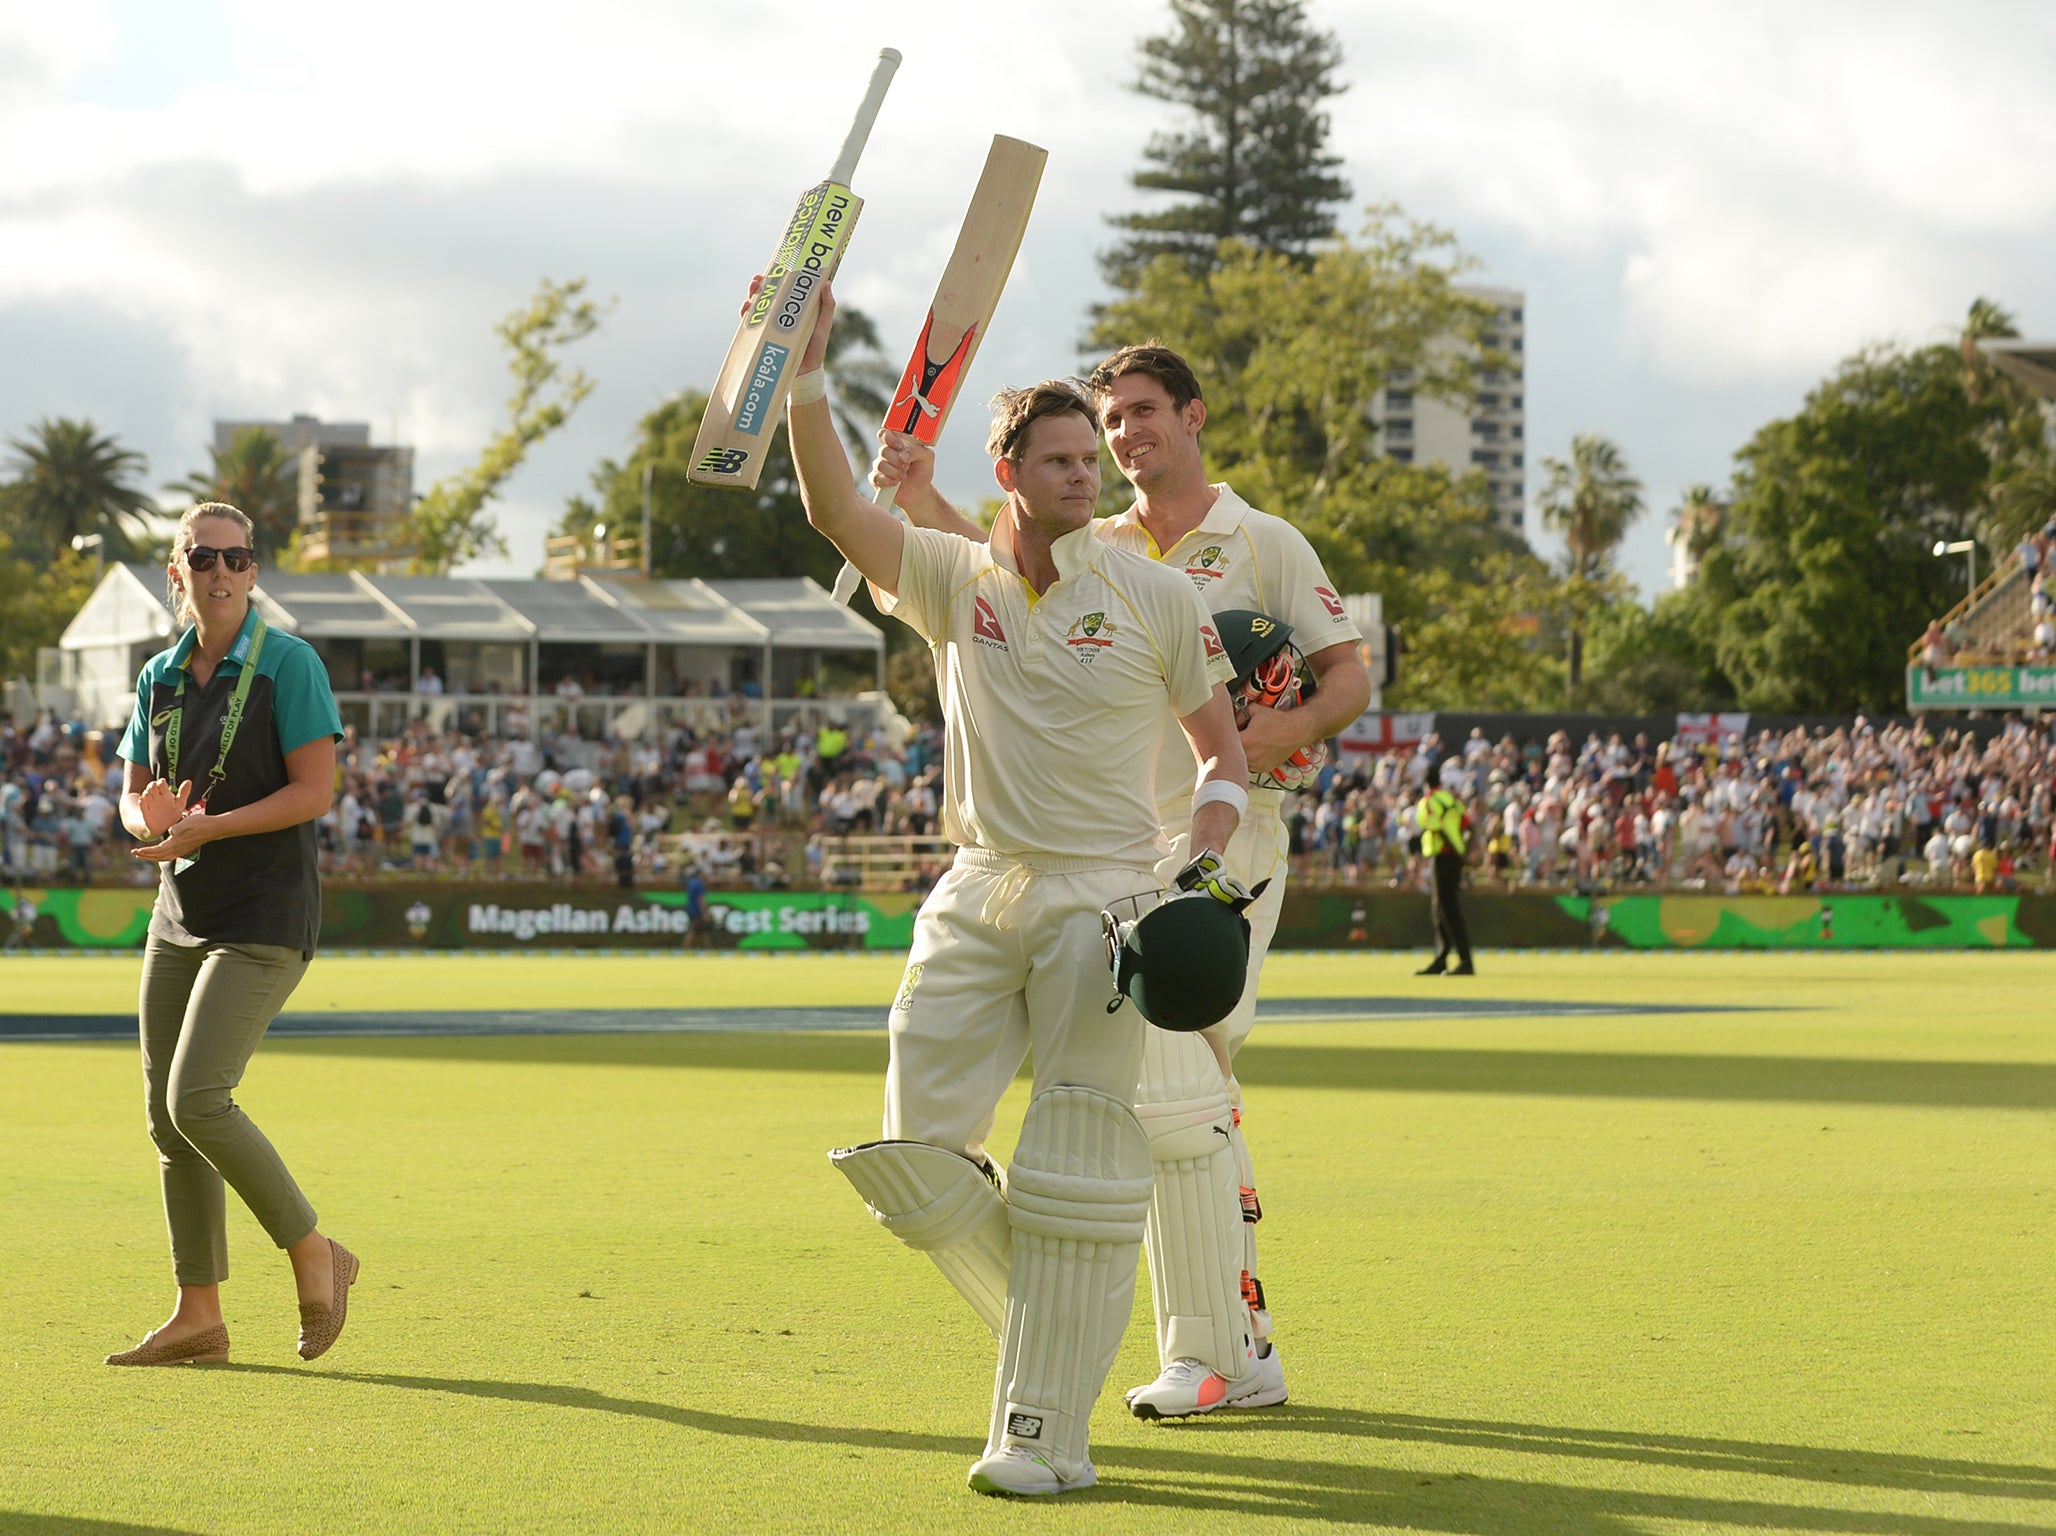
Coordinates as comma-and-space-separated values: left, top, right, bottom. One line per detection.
823, 305, 897, 462
2, 417, 158, 562
167, 426, 301, 562
1539, 434, 1644, 699
1676, 481, 1725, 558
1959, 296, 2020, 402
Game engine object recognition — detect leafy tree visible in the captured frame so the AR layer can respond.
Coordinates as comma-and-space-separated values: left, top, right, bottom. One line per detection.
1579, 590, 1734, 713
1538, 434, 1644, 700
167, 425, 299, 563
1670, 482, 1724, 572
561, 393, 840, 588
1385, 554, 1565, 712
410, 277, 609, 573
1102, 0, 1352, 289
0, 535, 99, 681
1, 417, 157, 563
1694, 340, 2004, 713
1987, 455, 2056, 549
1957, 298, 2056, 549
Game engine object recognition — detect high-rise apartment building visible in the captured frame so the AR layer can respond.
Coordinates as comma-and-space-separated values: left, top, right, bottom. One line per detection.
212, 414, 416, 570
1370, 285, 1527, 534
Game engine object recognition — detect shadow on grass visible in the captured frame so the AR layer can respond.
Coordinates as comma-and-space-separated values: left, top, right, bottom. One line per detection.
258, 1032, 2056, 1110
1173, 1405, 2056, 1501
0, 1519, 207, 1535
1238, 1045, 2056, 1110
217, 1367, 2056, 1532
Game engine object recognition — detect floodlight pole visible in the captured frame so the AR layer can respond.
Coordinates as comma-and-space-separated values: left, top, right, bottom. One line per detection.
1933, 538, 1977, 597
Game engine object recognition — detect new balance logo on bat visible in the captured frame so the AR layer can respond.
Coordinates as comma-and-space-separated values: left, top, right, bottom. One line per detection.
695, 447, 751, 477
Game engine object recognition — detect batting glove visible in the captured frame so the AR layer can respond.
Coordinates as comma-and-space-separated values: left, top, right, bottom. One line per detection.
1174, 848, 1254, 908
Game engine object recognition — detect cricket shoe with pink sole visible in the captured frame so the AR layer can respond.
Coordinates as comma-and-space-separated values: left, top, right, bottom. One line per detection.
1126, 1343, 1289, 1420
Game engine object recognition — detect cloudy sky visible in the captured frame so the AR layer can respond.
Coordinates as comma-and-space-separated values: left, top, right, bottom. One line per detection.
4, 0, 2053, 598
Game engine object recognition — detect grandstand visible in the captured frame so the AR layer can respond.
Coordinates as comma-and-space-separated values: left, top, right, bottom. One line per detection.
1903, 336, 2056, 706
53, 566, 889, 741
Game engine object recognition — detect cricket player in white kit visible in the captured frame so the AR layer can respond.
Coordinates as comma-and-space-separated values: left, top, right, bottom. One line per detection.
785, 289, 1251, 1497
874, 341, 1371, 1422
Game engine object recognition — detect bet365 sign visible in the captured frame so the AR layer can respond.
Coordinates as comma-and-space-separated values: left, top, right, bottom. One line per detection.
1907, 665, 2056, 710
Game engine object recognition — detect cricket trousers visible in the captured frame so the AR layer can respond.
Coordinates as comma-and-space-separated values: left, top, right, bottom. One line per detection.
139, 933, 317, 1285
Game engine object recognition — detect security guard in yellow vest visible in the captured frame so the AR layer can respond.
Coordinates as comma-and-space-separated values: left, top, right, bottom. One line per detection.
1415, 759, 1475, 976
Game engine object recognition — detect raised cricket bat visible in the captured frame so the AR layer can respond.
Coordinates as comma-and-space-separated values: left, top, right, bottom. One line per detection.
829, 134, 1048, 605
688, 48, 902, 490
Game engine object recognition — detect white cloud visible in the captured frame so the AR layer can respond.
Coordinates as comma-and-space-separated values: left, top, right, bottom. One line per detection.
0, 1, 115, 95
4, 0, 2054, 596
1334, 0, 2056, 379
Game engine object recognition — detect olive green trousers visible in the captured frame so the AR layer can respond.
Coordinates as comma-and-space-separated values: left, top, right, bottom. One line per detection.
139, 934, 316, 1285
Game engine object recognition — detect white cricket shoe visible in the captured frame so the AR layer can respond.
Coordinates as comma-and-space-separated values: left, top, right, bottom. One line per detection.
968, 1446, 1096, 1496
1127, 1344, 1289, 1420
1225, 1340, 1289, 1410
1126, 1356, 1234, 1419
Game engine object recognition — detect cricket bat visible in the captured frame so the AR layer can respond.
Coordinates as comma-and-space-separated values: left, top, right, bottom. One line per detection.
829, 134, 1048, 605
688, 47, 902, 490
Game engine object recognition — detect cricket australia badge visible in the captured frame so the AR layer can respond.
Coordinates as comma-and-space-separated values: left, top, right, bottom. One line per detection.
1184, 544, 1228, 587
1063, 611, 1117, 665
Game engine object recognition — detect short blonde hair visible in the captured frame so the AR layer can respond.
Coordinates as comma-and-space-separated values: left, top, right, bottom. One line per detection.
168, 502, 257, 629
984, 379, 1096, 464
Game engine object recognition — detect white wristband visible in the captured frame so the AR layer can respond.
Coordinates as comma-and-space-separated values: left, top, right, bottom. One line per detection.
787, 370, 828, 406
1191, 778, 1248, 819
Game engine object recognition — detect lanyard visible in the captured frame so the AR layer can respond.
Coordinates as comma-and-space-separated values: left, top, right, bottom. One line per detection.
165, 617, 269, 809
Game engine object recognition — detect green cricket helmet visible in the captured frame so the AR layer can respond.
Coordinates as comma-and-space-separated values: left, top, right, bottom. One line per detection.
1211, 606, 1322, 793
1211, 608, 1298, 695
1101, 891, 1251, 1033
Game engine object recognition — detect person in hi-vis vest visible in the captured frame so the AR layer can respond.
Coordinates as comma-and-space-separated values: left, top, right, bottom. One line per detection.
1415, 759, 1475, 976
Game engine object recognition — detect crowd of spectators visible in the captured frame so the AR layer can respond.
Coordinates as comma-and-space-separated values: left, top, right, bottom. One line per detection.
7, 706, 2055, 898
1292, 720, 2056, 896
0, 706, 947, 892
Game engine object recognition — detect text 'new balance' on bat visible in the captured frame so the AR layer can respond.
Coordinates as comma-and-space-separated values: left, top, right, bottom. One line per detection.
829, 133, 1048, 605
688, 48, 901, 491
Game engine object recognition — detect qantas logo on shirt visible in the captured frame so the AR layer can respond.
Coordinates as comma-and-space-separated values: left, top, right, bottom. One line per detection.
1200, 624, 1225, 659
1314, 585, 1345, 619
972, 597, 1008, 649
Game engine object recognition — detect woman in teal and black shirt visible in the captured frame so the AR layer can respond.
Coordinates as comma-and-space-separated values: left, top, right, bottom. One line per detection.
106, 502, 360, 1368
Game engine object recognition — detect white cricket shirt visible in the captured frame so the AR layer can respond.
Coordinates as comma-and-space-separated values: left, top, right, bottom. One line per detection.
1096, 484, 1363, 826
891, 520, 1229, 866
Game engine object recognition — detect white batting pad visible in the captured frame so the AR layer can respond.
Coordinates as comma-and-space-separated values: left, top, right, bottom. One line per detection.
987, 1086, 1153, 1483
1135, 1027, 1254, 1377
831, 1140, 1011, 1337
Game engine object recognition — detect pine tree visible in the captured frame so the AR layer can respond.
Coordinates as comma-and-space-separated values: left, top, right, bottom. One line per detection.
1102, 0, 1352, 290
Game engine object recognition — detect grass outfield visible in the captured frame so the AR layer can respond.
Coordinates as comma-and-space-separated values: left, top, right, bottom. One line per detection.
2, 952, 2053, 1534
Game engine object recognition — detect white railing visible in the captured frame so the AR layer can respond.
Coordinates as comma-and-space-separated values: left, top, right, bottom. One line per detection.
328, 690, 901, 742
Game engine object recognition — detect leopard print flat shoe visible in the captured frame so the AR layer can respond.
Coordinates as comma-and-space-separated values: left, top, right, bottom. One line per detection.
106, 1323, 230, 1366
297, 1238, 360, 1362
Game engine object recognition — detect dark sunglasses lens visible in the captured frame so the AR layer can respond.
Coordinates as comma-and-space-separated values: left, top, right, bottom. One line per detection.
186, 546, 254, 571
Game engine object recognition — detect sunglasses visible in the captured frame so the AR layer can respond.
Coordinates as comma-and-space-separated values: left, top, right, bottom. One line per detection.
183, 545, 255, 572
